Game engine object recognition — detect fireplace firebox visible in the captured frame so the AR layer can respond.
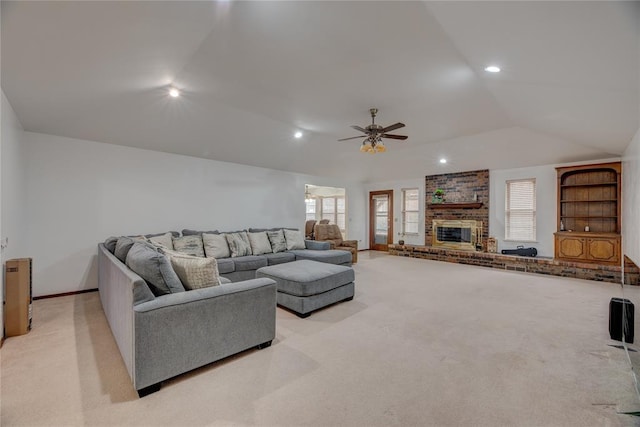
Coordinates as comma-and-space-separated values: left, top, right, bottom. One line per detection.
432, 220, 482, 251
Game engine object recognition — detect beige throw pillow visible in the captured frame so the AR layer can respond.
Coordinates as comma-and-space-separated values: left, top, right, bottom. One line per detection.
284, 229, 305, 250
162, 249, 220, 290
248, 231, 273, 255
172, 235, 205, 257
202, 232, 231, 258
225, 232, 252, 257
148, 232, 174, 250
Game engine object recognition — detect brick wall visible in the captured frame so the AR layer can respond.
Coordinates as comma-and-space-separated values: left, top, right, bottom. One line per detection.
425, 169, 489, 248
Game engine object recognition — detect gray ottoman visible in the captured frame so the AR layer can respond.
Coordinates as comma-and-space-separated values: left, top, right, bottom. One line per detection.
256, 260, 355, 318
288, 249, 352, 266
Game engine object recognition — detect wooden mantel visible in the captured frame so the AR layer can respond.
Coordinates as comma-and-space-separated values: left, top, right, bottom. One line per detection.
427, 202, 483, 209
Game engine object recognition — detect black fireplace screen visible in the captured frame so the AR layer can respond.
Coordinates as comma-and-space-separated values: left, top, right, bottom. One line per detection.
436, 226, 472, 243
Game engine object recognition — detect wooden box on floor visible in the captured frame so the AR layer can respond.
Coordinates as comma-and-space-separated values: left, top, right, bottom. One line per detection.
4, 258, 33, 337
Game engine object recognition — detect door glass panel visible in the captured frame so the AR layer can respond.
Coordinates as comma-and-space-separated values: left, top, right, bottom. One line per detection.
374, 195, 389, 244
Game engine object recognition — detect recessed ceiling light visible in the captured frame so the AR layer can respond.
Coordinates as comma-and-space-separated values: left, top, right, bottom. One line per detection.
294, 131, 303, 139
439, 158, 447, 164
169, 87, 180, 97
485, 66, 501, 73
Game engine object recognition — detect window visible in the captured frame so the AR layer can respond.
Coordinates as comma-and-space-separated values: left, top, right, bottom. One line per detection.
505, 178, 536, 241
320, 196, 346, 233
305, 198, 316, 222
401, 188, 419, 235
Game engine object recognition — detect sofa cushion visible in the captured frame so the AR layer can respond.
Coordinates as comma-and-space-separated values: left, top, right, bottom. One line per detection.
145, 231, 180, 238
284, 229, 306, 250
219, 276, 232, 284
266, 229, 287, 253
104, 236, 118, 254
163, 250, 220, 290
225, 232, 252, 257
182, 229, 219, 236
148, 232, 174, 250
114, 236, 144, 263
202, 232, 231, 259
233, 255, 268, 272
263, 252, 296, 266
126, 242, 185, 296
216, 258, 235, 274
248, 231, 273, 255
172, 235, 205, 257
249, 227, 298, 232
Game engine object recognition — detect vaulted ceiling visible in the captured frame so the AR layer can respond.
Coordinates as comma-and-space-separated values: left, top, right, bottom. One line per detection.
2, 1, 638, 182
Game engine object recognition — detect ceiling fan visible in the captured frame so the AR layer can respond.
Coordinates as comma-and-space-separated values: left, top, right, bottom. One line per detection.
338, 108, 407, 153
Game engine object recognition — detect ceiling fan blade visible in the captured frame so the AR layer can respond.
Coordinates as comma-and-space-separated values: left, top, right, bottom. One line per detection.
338, 135, 366, 142
351, 125, 368, 133
380, 122, 405, 133
381, 134, 408, 140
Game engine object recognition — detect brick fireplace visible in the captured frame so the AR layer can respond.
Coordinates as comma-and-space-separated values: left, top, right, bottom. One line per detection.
425, 169, 489, 250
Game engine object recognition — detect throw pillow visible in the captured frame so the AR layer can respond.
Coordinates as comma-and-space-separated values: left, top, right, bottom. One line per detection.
202, 232, 231, 258
266, 229, 287, 253
248, 231, 273, 255
172, 235, 205, 257
104, 236, 118, 254
225, 232, 252, 257
161, 249, 221, 290
125, 241, 185, 296
114, 236, 145, 263
284, 229, 306, 250
148, 232, 174, 250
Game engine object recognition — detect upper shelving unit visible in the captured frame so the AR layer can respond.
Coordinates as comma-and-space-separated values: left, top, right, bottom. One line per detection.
556, 162, 621, 234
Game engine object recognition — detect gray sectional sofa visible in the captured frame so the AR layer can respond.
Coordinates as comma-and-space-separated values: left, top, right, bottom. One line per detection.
97, 227, 353, 397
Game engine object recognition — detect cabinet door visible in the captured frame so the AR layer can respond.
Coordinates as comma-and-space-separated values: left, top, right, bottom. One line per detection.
587, 237, 619, 264
556, 236, 587, 260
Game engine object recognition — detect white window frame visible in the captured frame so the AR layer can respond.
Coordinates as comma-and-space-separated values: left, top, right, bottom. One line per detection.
401, 188, 419, 236
305, 198, 316, 222
505, 178, 537, 242
307, 195, 347, 235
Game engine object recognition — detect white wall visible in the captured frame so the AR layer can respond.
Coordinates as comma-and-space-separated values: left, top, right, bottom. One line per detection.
364, 179, 426, 247
623, 128, 640, 267
489, 165, 557, 257
23, 132, 364, 297
1, 90, 28, 336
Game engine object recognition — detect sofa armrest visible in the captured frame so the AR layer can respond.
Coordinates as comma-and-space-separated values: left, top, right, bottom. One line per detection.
305, 240, 330, 250
340, 240, 358, 249
132, 278, 277, 390
133, 278, 275, 312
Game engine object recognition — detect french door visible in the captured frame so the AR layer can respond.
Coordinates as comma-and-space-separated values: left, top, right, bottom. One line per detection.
369, 190, 393, 251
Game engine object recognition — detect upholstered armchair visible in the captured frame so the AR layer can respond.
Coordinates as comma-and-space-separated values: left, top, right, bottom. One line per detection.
305, 220, 317, 240
313, 223, 358, 263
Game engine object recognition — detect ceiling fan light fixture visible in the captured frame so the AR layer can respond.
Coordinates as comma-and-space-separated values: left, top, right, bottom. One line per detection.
169, 87, 180, 97
360, 140, 372, 153
340, 108, 407, 153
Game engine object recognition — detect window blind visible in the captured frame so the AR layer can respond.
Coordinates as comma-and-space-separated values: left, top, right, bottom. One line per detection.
402, 188, 419, 234
505, 179, 536, 241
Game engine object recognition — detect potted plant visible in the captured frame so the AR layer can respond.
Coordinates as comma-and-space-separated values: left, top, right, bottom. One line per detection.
432, 188, 445, 203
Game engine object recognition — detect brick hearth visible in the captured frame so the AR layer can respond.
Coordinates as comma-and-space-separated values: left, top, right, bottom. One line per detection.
388, 244, 639, 285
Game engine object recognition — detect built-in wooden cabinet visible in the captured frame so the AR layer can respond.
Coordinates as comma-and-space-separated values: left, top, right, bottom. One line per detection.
554, 162, 621, 265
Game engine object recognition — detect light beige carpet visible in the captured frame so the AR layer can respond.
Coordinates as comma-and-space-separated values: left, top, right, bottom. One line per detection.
2, 251, 640, 426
